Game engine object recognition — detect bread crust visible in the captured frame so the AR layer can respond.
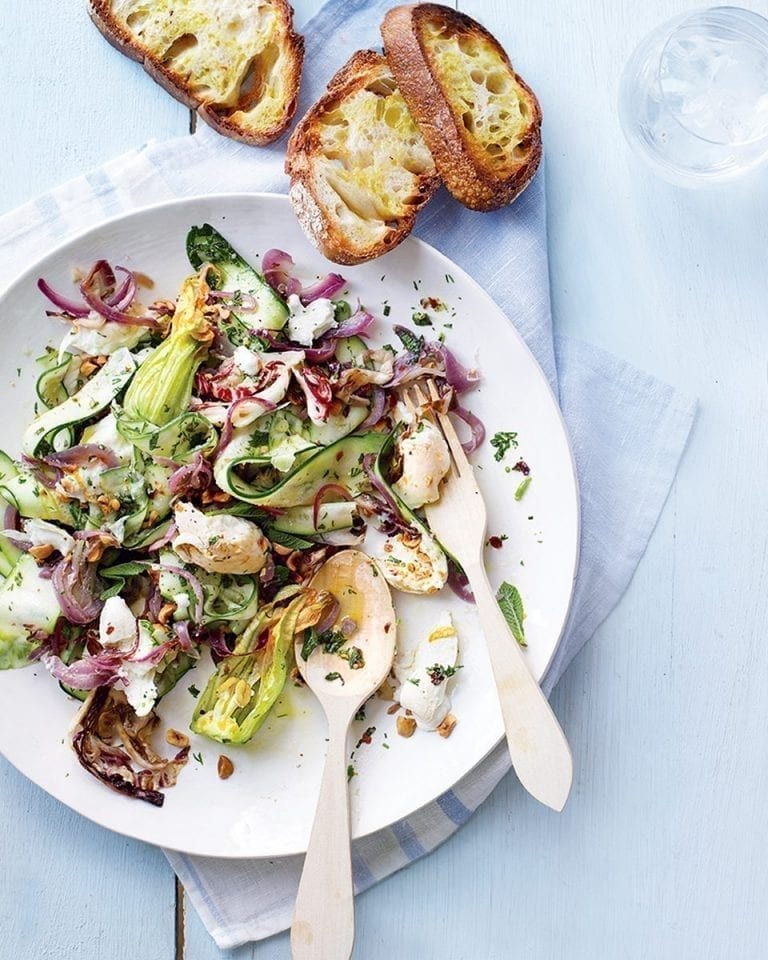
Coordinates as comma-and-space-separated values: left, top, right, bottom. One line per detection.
88, 0, 304, 146
382, 3, 542, 211
286, 50, 440, 265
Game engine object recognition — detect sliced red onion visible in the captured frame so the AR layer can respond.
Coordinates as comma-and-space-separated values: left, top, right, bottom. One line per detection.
359, 387, 386, 429
43, 649, 123, 688
37, 278, 91, 318
314, 595, 341, 634
215, 395, 275, 454
168, 452, 213, 498
80, 260, 160, 329
447, 562, 475, 603
437, 345, 481, 394
326, 305, 374, 339
21, 454, 62, 489
256, 330, 336, 363
262, 248, 347, 306
299, 273, 346, 304
131, 638, 177, 667
146, 522, 177, 552
451, 405, 486, 454
106, 266, 137, 310
262, 249, 302, 299
360, 455, 413, 533
173, 620, 193, 652
153, 564, 204, 623
44, 444, 120, 470
312, 483, 352, 530
3, 505, 19, 531
52, 542, 104, 624
198, 627, 232, 663
340, 616, 357, 637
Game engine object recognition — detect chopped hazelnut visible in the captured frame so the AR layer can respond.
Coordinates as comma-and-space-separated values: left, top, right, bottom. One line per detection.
290, 666, 306, 687
436, 714, 457, 739
157, 602, 176, 626
165, 728, 189, 749
79, 359, 98, 376
386, 702, 401, 715
396, 715, 417, 738
29, 544, 54, 562
217, 755, 234, 780
377, 679, 395, 701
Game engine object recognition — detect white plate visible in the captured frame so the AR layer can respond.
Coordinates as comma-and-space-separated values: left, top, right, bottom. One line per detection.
0, 194, 578, 858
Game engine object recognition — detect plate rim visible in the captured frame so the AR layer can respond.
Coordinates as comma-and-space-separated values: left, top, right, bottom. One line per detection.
0, 191, 580, 857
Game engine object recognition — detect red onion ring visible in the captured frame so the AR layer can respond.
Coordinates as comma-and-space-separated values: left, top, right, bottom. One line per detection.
326, 305, 375, 339
37, 278, 90, 318
314, 595, 341, 634
168, 452, 213, 498
80, 260, 160, 329
43, 444, 120, 470
145, 522, 177, 553
262, 249, 302, 299
312, 483, 352, 530
299, 273, 346, 304
451, 405, 486, 454
447, 562, 475, 603
106, 266, 137, 310
359, 387, 386, 429
3, 505, 20, 531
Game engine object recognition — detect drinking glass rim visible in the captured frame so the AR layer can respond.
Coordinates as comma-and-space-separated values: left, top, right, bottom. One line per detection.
656, 4, 768, 148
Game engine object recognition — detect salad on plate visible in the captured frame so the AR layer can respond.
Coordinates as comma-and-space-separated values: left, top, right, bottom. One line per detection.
0, 225, 484, 805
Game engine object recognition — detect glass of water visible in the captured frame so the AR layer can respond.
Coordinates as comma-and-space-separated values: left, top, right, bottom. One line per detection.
619, 6, 768, 185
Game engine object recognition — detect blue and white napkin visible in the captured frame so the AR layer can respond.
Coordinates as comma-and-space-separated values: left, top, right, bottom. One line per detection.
0, 0, 695, 947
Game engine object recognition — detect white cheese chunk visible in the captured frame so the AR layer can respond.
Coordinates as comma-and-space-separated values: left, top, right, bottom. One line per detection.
286, 295, 337, 346
397, 612, 459, 730
393, 420, 451, 509
172, 501, 269, 574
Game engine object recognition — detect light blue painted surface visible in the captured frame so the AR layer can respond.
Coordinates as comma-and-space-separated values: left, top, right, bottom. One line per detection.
1, 1, 767, 959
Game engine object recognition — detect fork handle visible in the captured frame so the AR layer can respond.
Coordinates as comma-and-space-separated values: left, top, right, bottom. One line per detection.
465, 559, 573, 811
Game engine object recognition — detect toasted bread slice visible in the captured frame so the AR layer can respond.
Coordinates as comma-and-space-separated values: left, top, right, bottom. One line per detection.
286, 51, 440, 265
89, 0, 304, 145
382, 4, 542, 211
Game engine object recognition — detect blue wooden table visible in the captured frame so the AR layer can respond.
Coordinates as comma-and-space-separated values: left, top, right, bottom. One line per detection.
2, 2, 767, 958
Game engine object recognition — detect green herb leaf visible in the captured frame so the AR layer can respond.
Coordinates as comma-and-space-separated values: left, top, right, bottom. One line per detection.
340, 646, 365, 670
490, 431, 519, 462
496, 581, 527, 647
394, 326, 425, 357
100, 560, 149, 579
411, 311, 432, 327
325, 671, 344, 684
267, 528, 315, 551
514, 476, 532, 501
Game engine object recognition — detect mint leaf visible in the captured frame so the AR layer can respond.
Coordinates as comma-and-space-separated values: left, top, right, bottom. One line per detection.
496, 581, 527, 647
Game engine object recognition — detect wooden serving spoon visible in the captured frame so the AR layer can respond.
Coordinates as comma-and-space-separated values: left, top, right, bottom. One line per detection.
291, 549, 397, 960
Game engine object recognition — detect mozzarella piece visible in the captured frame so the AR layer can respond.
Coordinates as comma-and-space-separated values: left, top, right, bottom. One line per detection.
286, 295, 337, 346
59, 321, 148, 359
22, 518, 74, 556
172, 501, 269, 574
393, 420, 451, 509
397, 612, 459, 730
81, 412, 135, 464
378, 526, 448, 594
99, 596, 160, 718
232, 345, 261, 377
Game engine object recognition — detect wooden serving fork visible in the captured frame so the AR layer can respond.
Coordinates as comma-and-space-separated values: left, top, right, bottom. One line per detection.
404, 381, 573, 811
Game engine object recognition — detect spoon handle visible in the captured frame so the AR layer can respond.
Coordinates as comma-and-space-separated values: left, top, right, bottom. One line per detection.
291, 704, 355, 960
